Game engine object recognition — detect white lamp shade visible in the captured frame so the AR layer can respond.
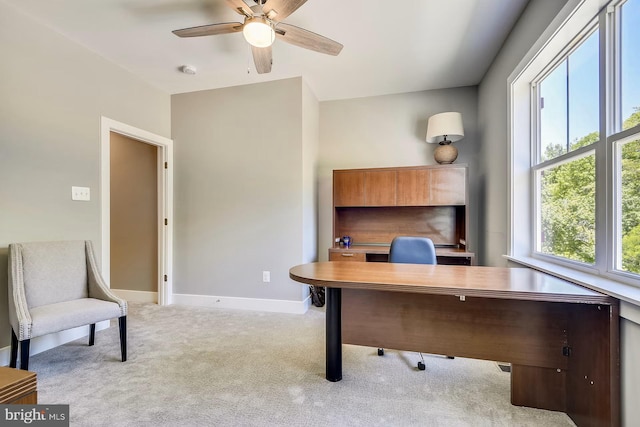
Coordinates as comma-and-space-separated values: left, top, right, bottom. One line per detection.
426, 112, 464, 143
243, 17, 275, 48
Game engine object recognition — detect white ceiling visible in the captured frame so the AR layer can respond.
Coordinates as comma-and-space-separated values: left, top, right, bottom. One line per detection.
5, 0, 529, 101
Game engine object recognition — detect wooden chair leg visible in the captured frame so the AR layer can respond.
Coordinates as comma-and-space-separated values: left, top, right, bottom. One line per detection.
10, 329, 18, 368
118, 316, 127, 362
19, 339, 30, 371
89, 324, 96, 346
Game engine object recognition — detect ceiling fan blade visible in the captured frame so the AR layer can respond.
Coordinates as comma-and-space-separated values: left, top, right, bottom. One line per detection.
173, 22, 242, 38
251, 45, 273, 74
262, 0, 307, 21
275, 23, 343, 56
225, 0, 253, 17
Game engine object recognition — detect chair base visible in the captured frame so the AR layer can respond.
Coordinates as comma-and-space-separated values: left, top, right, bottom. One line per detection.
9, 317, 127, 370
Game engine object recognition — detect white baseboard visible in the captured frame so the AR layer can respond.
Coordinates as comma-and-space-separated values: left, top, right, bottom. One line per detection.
172, 293, 311, 314
112, 289, 157, 303
0, 321, 110, 367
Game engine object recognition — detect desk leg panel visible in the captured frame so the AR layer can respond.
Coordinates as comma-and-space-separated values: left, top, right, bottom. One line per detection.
566, 303, 620, 427
326, 287, 342, 382
341, 288, 569, 369
511, 365, 566, 411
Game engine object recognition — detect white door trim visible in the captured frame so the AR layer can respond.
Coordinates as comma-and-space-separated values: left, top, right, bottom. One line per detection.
100, 117, 174, 305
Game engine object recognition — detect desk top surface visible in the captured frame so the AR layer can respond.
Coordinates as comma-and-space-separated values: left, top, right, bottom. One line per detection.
0, 367, 36, 388
290, 262, 615, 304
329, 245, 475, 257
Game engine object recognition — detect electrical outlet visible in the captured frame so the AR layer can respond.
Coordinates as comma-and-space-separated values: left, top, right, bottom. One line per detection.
262, 271, 270, 283
71, 186, 91, 201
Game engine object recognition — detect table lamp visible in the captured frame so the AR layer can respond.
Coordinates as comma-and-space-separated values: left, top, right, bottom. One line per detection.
426, 112, 464, 164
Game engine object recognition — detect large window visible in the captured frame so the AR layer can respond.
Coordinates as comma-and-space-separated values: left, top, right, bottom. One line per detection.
534, 29, 599, 264
511, 0, 640, 287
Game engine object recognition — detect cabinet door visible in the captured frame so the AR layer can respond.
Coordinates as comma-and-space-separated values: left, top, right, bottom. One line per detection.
429, 167, 466, 205
364, 170, 396, 206
334, 171, 364, 206
397, 169, 430, 206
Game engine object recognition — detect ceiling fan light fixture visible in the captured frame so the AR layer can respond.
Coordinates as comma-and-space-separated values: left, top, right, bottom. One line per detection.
243, 17, 275, 48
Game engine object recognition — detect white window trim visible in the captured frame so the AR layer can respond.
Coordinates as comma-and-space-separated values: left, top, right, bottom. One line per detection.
612, 129, 640, 272
507, 0, 640, 310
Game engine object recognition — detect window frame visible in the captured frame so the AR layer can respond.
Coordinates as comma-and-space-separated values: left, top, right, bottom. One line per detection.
508, 0, 640, 290
611, 130, 640, 277
531, 22, 601, 272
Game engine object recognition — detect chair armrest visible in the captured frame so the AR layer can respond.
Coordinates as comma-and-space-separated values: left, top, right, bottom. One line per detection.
8, 244, 33, 341
85, 241, 127, 316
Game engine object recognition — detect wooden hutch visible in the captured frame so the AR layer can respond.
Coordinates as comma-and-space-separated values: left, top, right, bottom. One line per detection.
329, 164, 474, 265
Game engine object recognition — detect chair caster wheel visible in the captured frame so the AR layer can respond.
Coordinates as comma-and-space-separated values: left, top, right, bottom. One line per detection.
378, 348, 384, 356
447, 356, 455, 359
418, 361, 426, 371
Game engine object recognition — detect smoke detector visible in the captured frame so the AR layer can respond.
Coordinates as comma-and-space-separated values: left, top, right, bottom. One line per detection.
180, 65, 197, 75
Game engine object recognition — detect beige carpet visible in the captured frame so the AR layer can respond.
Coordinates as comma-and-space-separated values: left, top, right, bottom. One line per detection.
28, 303, 575, 426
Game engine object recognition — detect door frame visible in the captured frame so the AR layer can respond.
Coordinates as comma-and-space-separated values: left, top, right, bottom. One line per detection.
100, 117, 174, 305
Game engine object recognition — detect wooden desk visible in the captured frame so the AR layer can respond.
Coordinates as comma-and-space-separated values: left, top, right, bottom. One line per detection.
289, 262, 620, 427
0, 367, 37, 404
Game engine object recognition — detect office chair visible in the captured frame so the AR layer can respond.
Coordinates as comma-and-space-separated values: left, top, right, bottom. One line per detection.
380, 236, 438, 370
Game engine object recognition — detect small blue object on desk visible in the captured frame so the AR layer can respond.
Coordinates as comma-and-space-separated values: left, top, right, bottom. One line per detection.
342, 236, 351, 248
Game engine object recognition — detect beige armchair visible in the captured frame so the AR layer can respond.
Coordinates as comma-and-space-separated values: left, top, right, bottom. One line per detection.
8, 240, 127, 370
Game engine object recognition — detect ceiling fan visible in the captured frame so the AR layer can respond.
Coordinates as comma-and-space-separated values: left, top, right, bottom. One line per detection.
172, 0, 343, 74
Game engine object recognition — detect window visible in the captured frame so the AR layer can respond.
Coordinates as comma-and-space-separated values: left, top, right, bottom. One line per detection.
539, 30, 599, 162
534, 29, 599, 264
510, 0, 640, 288
538, 152, 596, 263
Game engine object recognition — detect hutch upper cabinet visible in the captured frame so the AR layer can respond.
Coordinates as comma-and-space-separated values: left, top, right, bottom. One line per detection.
330, 164, 474, 265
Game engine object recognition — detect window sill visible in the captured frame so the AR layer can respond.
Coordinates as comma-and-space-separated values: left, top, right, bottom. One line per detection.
504, 255, 640, 324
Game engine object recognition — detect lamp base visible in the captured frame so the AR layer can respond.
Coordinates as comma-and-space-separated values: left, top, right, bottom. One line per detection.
433, 144, 458, 164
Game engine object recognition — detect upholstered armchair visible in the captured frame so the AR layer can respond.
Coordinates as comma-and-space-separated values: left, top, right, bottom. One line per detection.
8, 240, 127, 370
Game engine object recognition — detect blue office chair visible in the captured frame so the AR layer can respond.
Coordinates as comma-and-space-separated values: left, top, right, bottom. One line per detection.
380, 236, 442, 370
389, 236, 437, 265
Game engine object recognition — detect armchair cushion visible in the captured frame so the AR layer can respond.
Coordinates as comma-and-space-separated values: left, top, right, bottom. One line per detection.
30, 298, 122, 338
21, 241, 88, 308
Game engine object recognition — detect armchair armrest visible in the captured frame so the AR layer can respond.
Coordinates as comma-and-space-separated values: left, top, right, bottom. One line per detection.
8, 244, 33, 341
85, 241, 127, 317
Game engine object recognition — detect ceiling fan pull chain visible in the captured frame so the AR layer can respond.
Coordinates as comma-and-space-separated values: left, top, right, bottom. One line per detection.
247, 44, 252, 74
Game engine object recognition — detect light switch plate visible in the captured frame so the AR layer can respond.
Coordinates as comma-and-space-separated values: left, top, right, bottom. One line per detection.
72, 186, 90, 201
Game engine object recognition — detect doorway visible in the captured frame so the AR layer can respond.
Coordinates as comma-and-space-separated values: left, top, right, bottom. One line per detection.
100, 117, 173, 305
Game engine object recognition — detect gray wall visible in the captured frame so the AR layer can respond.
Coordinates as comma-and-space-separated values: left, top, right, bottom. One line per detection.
0, 2, 171, 349
478, 0, 639, 424
302, 82, 319, 265
171, 77, 313, 302
477, 0, 568, 267
318, 87, 479, 262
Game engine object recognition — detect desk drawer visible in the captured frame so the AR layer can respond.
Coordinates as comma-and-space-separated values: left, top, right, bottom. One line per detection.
329, 252, 366, 262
